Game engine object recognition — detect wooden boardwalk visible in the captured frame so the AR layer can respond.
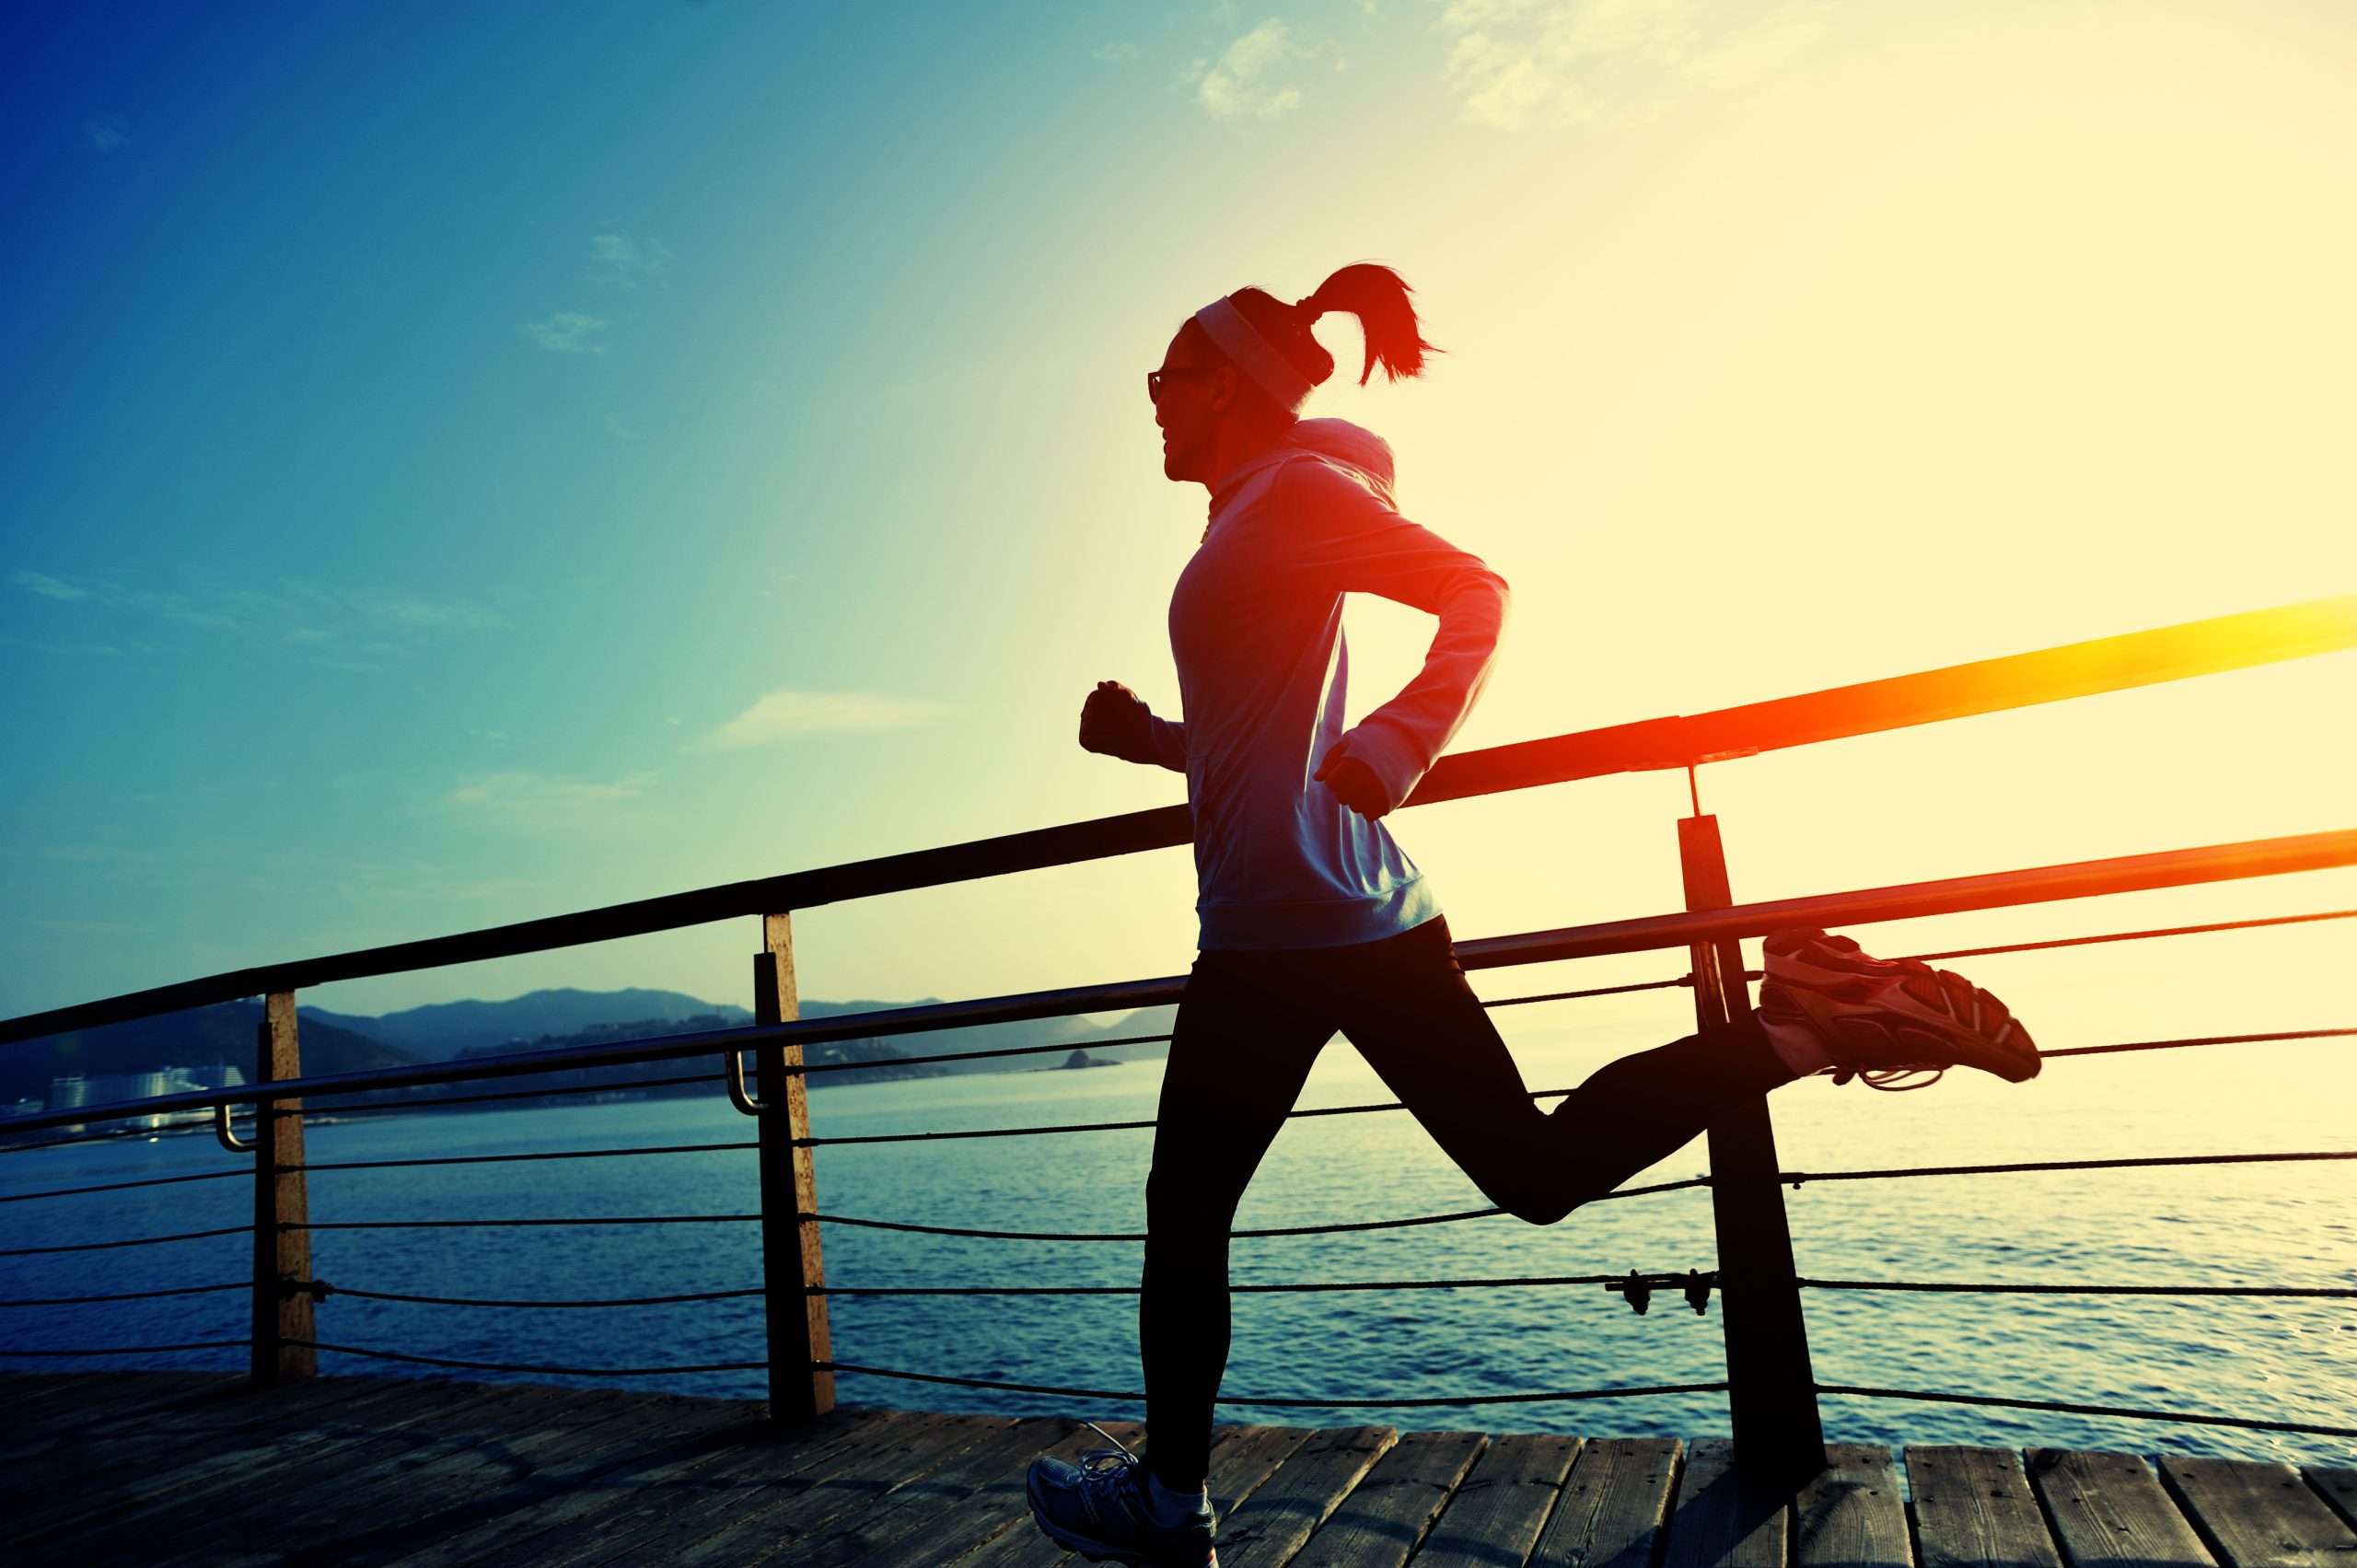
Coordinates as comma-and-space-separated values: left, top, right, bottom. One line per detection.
4, 1373, 2352, 1567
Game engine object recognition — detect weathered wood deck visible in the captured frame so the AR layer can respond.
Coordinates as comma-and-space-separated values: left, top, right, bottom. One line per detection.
4, 1374, 2351, 1567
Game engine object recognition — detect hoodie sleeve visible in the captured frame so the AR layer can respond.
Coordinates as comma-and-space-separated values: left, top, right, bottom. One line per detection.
1144, 712, 1187, 772
1274, 459, 1511, 811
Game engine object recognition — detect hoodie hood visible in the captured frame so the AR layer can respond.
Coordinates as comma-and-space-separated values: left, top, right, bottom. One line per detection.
1210, 417, 1398, 517
1283, 418, 1397, 502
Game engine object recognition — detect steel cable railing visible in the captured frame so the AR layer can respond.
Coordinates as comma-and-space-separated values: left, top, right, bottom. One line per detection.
296, 1070, 726, 1116
796, 1179, 1709, 1245
284, 1341, 765, 1376
4, 856, 2351, 1429
3, 1341, 251, 1358
815, 1361, 1733, 1410
0, 1225, 247, 1256
287, 1141, 757, 1176
1797, 1278, 2357, 1298
283, 1214, 760, 1232
0, 1167, 250, 1204
6, 894, 2348, 1152
1778, 1148, 2357, 1186
295, 1283, 766, 1309
1814, 1384, 2357, 1440
0, 1282, 247, 1307
2039, 1026, 2355, 1059
0, 1020, 2340, 1207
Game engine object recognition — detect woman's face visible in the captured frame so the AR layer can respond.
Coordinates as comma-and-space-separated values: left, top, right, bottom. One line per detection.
1149, 327, 1230, 486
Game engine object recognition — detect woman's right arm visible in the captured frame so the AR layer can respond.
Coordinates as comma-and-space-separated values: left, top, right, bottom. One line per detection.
1080, 680, 1187, 771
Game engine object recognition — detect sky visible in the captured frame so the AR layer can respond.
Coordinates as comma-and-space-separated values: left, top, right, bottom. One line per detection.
4, 0, 2353, 1038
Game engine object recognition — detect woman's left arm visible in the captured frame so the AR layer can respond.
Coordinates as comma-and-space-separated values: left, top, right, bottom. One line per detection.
1278, 461, 1511, 816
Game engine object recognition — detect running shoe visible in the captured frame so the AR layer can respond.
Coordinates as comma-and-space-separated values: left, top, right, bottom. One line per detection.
1759, 928, 2039, 1090
1027, 1423, 1218, 1566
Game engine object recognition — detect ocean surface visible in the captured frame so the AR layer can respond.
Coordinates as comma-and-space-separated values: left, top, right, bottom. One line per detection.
4, 1017, 2351, 1470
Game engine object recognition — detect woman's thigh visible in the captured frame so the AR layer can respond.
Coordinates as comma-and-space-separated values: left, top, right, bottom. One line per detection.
1147, 948, 1341, 1226
1332, 917, 1557, 1211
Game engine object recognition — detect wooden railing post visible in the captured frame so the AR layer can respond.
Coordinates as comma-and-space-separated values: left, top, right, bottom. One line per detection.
1680, 812, 1825, 1491
252, 991, 314, 1386
754, 912, 834, 1424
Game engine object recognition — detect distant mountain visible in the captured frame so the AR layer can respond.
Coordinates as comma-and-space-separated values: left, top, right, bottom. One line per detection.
789, 1002, 1177, 1075
297, 986, 1177, 1075
300, 988, 753, 1061
0, 987, 1178, 1119
0, 1003, 419, 1106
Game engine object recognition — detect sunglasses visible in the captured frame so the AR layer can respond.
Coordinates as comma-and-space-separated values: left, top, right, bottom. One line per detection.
1146, 366, 1214, 404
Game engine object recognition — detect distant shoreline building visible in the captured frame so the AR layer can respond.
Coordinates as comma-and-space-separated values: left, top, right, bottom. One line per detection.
27, 1063, 246, 1134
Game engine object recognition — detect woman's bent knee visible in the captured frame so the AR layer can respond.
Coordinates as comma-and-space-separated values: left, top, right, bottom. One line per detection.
1507, 1191, 1581, 1226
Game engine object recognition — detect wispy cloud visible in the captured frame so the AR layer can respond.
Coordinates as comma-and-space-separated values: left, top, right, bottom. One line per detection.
447, 771, 655, 807
687, 688, 947, 753
1095, 41, 1141, 63
1200, 20, 1309, 122
10, 569, 88, 601
524, 311, 610, 354
86, 115, 131, 153
587, 232, 673, 287
442, 769, 659, 837
1436, 0, 1831, 130
6, 568, 502, 667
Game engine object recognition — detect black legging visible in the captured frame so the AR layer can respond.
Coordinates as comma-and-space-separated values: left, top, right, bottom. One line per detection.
1139, 913, 1790, 1491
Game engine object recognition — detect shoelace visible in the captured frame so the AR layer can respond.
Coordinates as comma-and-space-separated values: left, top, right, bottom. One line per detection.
1079, 1420, 1139, 1467
1828, 1063, 1945, 1091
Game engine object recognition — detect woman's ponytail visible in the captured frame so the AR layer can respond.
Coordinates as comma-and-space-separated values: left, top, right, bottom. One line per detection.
1295, 262, 1437, 387
1216, 263, 1439, 404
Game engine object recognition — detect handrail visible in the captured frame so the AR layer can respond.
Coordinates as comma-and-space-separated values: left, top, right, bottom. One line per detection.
5, 824, 2351, 1140
5, 591, 2348, 1047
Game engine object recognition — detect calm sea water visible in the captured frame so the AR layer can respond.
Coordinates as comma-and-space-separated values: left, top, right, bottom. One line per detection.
4, 1017, 2351, 1469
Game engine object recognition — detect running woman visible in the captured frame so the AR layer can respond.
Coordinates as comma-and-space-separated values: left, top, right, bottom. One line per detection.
1024, 265, 2038, 1568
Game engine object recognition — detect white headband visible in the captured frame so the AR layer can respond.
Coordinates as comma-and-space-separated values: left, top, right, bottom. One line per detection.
1192, 296, 1315, 414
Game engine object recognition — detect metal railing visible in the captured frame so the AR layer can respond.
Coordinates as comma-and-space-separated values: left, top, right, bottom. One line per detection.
4, 591, 2353, 1486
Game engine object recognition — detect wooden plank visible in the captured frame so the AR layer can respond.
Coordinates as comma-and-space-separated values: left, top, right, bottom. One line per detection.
157, 1386, 680, 1568
317, 1392, 800, 1568
1214, 1424, 1399, 1568
1412, 1431, 1583, 1568
858, 1418, 1145, 1568
949, 1420, 1315, 1568
1907, 1446, 2061, 1568
2028, 1448, 2213, 1567
528, 1411, 1017, 1567
470, 1407, 961, 1568
1288, 1430, 1489, 1568
41, 1382, 582, 1563
0, 1372, 80, 1414
0, 1372, 261, 1458
1530, 1435, 1683, 1568
0, 1370, 269, 1442
2307, 1469, 2357, 1533
1794, 1444, 1910, 1568
363, 1403, 908, 1568
0, 1370, 183, 1427
648, 1412, 1025, 1568
717, 1414, 1080, 1566
1666, 1437, 1790, 1568
0, 1374, 445, 1521
3, 1377, 508, 1551
2159, 1455, 2357, 1568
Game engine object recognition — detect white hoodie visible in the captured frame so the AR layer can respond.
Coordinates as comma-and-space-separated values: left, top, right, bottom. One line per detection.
1134, 418, 1511, 950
